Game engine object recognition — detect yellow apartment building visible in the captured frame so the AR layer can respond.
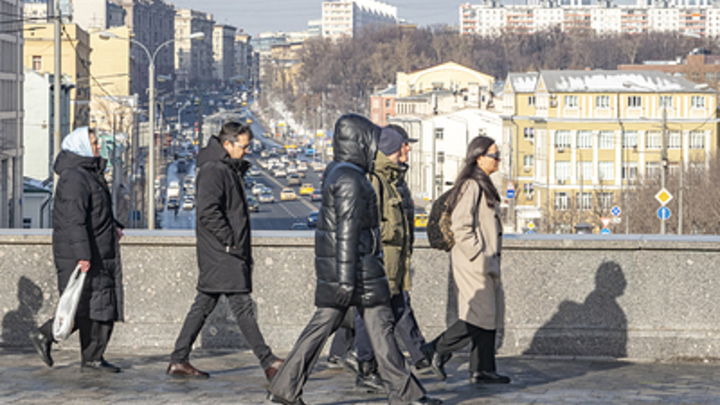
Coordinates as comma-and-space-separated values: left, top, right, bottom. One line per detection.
24, 23, 92, 129
502, 70, 719, 233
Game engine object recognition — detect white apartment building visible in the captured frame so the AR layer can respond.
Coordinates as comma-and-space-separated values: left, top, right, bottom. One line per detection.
322, 0, 397, 40
23, 0, 125, 30
461, 0, 720, 37
1, 0, 24, 228
175, 8, 214, 89
213, 25, 236, 83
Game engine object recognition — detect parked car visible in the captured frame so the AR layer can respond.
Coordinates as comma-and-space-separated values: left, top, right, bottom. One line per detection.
280, 188, 297, 201
310, 189, 322, 202
259, 191, 275, 203
286, 173, 301, 186
252, 183, 266, 195
247, 196, 259, 212
307, 211, 319, 228
290, 222, 309, 231
300, 183, 314, 196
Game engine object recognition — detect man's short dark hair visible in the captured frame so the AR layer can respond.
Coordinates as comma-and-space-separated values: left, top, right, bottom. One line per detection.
219, 121, 253, 144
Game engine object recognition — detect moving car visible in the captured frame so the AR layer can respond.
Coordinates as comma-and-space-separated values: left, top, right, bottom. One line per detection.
307, 211, 319, 228
300, 183, 314, 196
168, 196, 179, 209
252, 183, 266, 195
297, 162, 308, 172
310, 189, 322, 202
290, 222, 310, 230
286, 174, 301, 186
313, 161, 325, 172
287, 165, 297, 174
259, 191, 275, 203
414, 214, 428, 228
247, 196, 259, 212
182, 196, 195, 210
184, 183, 195, 196
249, 167, 261, 176
274, 168, 287, 178
280, 188, 297, 201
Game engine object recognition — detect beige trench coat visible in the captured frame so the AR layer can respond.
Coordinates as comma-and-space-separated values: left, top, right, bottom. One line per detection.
450, 180, 505, 331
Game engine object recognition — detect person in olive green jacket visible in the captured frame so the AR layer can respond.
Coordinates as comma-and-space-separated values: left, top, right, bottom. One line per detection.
352, 127, 432, 392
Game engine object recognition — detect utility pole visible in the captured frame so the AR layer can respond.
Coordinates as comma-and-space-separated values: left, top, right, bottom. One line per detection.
52, 0, 62, 191
660, 105, 667, 235
679, 141, 684, 234
148, 61, 156, 229
197, 98, 204, 148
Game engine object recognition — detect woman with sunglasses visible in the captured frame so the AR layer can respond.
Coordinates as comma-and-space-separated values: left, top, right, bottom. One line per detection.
423, 135, 510, 386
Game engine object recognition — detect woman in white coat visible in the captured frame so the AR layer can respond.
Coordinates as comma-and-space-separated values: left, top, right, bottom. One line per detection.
424, 135, 510, 385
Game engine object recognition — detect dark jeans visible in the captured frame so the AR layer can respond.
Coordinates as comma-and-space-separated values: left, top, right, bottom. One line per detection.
170, 291, 277, 370
268, 305, 426, 405
356, 291, 428, 365
40, 317, 114, 363
432, 320, 496, 373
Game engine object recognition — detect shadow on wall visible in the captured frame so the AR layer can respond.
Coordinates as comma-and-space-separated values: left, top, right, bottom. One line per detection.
1, 277, 43, 347
523, 261, 628, 358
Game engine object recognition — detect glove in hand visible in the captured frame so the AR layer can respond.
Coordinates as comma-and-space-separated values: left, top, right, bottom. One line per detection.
336, 283, 354, 307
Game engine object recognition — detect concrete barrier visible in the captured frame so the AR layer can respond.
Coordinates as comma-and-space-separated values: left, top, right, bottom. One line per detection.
1, 230, 719, 360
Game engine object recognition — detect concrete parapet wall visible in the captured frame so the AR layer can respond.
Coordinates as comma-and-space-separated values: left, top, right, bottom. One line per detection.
1, 230, 719, 360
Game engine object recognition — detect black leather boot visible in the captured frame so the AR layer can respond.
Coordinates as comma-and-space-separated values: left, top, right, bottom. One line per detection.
355, 359, 385, 393
28, 331, 53, 367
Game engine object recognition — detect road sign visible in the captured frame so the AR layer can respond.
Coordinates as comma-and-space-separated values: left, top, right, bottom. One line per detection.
611, 206, 622, 217
655, 188, 673, 206
611, 217, 622, 224
601, 228, 611, 235
657, 206, 671, 220
527, 221, 535, 230
600, 217, 612, 228
506, 182, 515, 199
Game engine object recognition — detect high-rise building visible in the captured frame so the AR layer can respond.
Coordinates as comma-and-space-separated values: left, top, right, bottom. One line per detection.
0, 0, 24, 228
213, 25, 236, 83
234, 33, 253, 88
321, 0, 397, 40
175, 8, 214, 89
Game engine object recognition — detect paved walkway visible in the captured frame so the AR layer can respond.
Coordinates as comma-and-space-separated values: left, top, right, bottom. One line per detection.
1, 348, 719, 404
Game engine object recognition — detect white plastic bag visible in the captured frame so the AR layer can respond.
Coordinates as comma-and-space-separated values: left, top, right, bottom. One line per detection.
53, 265, 87, 342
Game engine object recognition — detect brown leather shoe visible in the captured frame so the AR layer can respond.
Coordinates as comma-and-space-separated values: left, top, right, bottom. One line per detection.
264, 358, 284, 381
166, 362, 210, 379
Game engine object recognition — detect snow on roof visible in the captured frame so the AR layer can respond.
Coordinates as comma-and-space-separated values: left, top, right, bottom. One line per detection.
540, 70, 716, 93
507, 72, 539, 93
372, 85, 396, 96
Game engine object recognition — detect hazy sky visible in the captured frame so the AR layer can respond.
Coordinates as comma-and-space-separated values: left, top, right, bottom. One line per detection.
168, 0, 636, 37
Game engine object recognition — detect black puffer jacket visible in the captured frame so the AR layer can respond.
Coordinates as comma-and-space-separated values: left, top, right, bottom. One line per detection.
52, 151, 123, 322
195, 135, 253, 293
315, 114, 390, 308
395, 163, 415, 251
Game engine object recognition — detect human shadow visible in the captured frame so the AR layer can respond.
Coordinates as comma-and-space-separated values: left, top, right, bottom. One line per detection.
524, 261, 628, 357
1, 277, 43, 348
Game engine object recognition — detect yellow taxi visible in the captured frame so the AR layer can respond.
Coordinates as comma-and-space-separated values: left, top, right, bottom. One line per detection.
300, 183, 314, 196
242, 101, 247, 107
414, 214, 428, 228
280, 188, 297, 201
246, 118, 253, 124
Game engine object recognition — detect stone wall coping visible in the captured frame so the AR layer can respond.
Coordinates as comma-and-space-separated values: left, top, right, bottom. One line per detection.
2, 229, 720, 251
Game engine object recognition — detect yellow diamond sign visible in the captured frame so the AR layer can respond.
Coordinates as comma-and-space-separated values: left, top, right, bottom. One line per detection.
655, 188, 673, 206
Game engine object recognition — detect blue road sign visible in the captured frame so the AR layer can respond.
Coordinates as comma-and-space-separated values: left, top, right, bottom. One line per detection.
611, 206, 622, 217
506, 189, 515, 199
657, 206, 671, 220
601, 228, 611, 235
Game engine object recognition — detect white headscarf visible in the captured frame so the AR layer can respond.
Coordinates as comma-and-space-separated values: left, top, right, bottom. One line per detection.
61, 127, 94, 158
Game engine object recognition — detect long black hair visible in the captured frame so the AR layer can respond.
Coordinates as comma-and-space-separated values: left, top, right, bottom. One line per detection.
446, 135, 501, 214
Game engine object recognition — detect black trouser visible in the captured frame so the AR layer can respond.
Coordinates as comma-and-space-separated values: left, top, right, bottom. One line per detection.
170, 291, 277, 370
268, 305, 426, 405
328, 326, 354, 358
40, 317, 114, 364
356, 292, 428, 365
432, 320, 496, 373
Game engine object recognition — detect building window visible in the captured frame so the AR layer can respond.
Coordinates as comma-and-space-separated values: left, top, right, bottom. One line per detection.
577, 130, 592, 149
555, 192, 568, 210
555, 161, 570, 180
691, 96, 706, 108
690, 131, 705, 149
622, 162, 638, 180
564, 95, 578, 108
623, 131, 638, 149
577, 160, 592, 180
524, 154, 534, 168
437, 151, 445, 164
598, 192, 613, 210
528, 96, 536, 106
32, 55, 42, 71
659, 95, 672, 108
435, 128, 444, 140
523, 182, 534, 196
668, 131, 681, 149
646, 131, 661, 149
23, 218, 32, 229
576, 192, 592, 210
385, 99, 391, 108
628, 95, 642, 107
646, 161, 661, 178
599, 161, 614, 181
555, 130, 571, 148
596, 95, 610, 108
599, 131, 614, 149
524, 127, 534, 140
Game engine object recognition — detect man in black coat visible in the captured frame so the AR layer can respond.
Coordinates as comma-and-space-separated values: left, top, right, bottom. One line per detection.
167, 122, 282, 380
268, 114, 440, 405
30, 127, 124, 373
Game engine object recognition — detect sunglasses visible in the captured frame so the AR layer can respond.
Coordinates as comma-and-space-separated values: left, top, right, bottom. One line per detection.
484, 152, 501, 161
234, 142, 251, 151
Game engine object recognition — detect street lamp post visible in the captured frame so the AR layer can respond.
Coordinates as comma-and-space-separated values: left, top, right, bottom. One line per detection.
100, 31, 205, 229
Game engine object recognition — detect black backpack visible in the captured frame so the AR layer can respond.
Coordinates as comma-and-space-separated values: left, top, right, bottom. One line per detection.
426, 181, 482, 251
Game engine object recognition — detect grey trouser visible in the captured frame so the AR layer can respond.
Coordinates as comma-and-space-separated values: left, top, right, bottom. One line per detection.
269, 305, 426, 405
170, 291, 277, 369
